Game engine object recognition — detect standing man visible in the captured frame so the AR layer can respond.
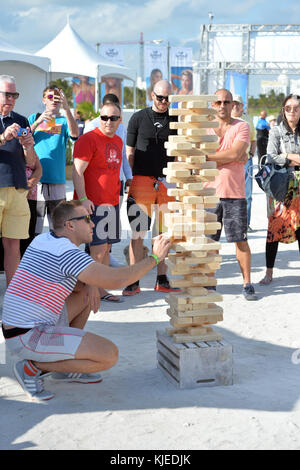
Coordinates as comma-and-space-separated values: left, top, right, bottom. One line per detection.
123, 80, 178, 295
72, 102, 123, 303
0, 75, 36, 285
2, 200, 171, 401
28, 86, 79, 234
206, 89, 258, 300
256, 110, 270, 165
84, 93, 133, 199
231, 95, 257, 230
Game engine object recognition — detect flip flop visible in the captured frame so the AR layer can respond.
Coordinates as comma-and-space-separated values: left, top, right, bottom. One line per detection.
101, 294, 123, 303
259, 275, 273, 285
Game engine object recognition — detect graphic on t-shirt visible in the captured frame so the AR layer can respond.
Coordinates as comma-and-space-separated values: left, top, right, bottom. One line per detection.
105, 142, 121, 169
36, 118, 62, 135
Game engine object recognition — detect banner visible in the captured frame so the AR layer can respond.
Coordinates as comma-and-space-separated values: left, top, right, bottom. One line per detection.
99, 44, 125, 66
225, 71, 248, 109
100, 77, 123, 105
72, 76, 95, 108
144, 45, 168, 106
170, 47, 193, 96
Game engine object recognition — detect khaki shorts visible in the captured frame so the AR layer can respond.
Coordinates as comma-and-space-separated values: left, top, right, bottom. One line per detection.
0, 187, 30, 239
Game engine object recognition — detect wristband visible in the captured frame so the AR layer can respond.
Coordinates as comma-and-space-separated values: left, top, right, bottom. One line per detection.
149, 254, 160, 265
79, 196, 88, 202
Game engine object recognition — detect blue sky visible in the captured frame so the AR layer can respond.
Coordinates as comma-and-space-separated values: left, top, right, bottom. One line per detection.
1, 0, 300, 96
1, 0, 299, 53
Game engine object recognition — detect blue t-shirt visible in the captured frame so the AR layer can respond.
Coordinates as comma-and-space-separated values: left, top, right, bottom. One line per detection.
28, 114, 70, 184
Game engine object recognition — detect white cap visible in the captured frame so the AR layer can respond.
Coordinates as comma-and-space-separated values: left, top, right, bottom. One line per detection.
232, 94, 243, 104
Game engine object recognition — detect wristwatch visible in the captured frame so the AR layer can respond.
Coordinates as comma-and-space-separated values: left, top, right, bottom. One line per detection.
0, 133, 6, 145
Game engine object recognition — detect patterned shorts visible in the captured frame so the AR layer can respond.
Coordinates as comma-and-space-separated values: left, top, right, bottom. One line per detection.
208, 198, 248, 243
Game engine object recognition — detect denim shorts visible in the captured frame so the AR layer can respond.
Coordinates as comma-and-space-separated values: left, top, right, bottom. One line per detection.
90, 204, 120, 246
208, 198, 248, 243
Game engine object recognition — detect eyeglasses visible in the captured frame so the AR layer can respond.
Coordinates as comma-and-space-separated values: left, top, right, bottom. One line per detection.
100, 115, 120, 122
214, 100, 232, 106
67, 214, 92, 224
0, 91, 19, 100
284, 105, 300, 113
154, 92, 169, 103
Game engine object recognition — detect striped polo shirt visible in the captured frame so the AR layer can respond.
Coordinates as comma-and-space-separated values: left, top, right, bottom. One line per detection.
2, 232, 95, 328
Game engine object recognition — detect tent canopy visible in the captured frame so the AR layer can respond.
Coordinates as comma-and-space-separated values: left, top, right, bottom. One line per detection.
36, 23, 136, 82
0, 36, 50, 72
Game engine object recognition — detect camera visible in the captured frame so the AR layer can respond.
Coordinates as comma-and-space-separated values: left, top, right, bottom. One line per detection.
17, 128, 29, 137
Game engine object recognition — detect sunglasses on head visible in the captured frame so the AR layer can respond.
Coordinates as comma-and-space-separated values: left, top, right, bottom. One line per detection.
100, 115, 120, 122
214, 100, 232, 106
154, 92, 169, 103
0, 91, 20, 100
67, 214, 92, 224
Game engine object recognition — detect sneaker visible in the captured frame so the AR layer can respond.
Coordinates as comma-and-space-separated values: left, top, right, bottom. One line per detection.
154, 278, 180, 293
122, 282, 141, 296
14, 360, 55, 401
242, 283, 258, 301
51, 372, 102, 384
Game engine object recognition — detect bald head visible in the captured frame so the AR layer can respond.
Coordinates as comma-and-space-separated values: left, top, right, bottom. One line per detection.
260, 110, 267, 119
153, 80, 172, 95
152, 80, 172, 113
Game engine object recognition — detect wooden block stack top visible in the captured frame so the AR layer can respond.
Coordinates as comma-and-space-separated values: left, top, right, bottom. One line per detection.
163, 94, 222, 344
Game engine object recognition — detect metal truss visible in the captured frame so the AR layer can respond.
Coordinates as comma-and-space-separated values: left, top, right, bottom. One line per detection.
197, 24, 300, 95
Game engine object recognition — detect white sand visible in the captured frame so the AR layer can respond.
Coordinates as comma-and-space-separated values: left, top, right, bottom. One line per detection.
0, 179, 300, 450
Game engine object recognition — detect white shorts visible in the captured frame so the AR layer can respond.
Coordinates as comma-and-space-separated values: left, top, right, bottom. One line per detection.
4, 305, 85, 363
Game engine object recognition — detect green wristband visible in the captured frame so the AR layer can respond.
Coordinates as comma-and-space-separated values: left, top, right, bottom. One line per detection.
149, 254, 160, 265
79, 196, 88, 202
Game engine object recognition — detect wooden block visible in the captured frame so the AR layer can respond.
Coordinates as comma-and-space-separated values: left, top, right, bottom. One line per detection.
175, 305, 223, 317
164, 141, 193, 150
162, 168, 191, 178
170, 122, 217, 130
172, 331, 222, 343
184, 114, 217, 122
168, 135, 218, 144
199, 169, 219, 177
157, 330, 233, 389
169, 95, 218, 103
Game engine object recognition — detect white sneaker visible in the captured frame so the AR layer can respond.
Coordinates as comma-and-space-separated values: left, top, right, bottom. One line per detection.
14, 360, 54, 401
51, 372, 102, 383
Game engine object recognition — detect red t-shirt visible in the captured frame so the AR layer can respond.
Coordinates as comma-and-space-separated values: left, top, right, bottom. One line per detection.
73, 128, 122, 206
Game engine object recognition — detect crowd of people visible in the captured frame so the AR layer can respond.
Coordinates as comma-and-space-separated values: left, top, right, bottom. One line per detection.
0, 72, 299, 401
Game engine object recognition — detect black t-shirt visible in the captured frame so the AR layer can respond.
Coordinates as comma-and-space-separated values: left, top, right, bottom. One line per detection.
126, 107, 177, 178
0, 111, 29, 189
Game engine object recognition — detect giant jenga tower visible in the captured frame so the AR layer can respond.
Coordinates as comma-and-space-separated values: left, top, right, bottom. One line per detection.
156, 94, 233, 389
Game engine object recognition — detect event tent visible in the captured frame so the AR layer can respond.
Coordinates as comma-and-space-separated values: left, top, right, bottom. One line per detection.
36, 22, 137, 110
0, 37, 50, 116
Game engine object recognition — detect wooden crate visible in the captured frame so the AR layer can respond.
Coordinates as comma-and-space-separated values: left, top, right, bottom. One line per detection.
156, 330, 233, 389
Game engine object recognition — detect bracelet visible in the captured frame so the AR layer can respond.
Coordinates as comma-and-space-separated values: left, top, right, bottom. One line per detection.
79, 196, 88, 201
149, 254, 160, 265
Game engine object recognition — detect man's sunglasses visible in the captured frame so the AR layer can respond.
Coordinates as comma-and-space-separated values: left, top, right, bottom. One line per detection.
100, 115, 120, 122
0, 91, 20, 100
46, 94, 60, 101
214, 100, 232, 106
154, 92, 169, 103
67, 214, 92, 224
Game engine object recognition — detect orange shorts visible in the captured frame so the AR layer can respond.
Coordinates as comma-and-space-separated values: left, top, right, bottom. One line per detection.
127, 175, 174, 233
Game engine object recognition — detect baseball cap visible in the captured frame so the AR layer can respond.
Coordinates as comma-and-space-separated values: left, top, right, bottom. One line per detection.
268, 115, 276, 121
232, 94, 244, 104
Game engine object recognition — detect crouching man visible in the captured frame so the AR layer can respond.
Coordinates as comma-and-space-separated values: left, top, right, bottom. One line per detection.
1, 200, 170, 401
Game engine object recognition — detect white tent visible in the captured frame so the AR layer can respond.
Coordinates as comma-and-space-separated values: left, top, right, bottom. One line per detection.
36, 22, 137, 110
0, 37, 50, 116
